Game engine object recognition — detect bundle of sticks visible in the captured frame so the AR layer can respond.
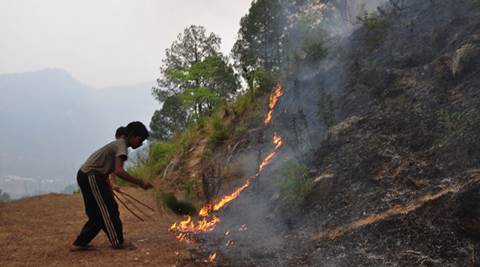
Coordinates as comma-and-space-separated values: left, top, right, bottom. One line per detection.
113, 190, 156, 221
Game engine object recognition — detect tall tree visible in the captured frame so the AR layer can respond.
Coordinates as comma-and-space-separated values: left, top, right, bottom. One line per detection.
232, 0, 286, 78
153, 25, 222, 102
151, 25, 239, 140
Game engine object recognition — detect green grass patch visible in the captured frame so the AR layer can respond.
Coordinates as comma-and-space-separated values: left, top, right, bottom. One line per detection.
275, 160, 312, 206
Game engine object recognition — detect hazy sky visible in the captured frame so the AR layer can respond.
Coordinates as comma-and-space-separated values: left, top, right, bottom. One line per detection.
0, 0, 252, 88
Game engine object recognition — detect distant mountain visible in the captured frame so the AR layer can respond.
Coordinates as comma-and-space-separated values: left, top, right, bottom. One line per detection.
0, 68, 159, 197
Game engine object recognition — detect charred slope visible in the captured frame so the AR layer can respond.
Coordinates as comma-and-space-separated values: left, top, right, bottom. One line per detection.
195, 1, 480, 266
283, 0, 480, 266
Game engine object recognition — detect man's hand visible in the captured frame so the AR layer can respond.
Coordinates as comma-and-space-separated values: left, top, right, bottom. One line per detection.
140, 181, 154, 190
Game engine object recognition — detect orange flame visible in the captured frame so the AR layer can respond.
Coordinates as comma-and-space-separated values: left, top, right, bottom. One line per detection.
209, 253, 217, 262
264, 82, 284, 125
199, 133, 283, 217
258, 133, 283, 173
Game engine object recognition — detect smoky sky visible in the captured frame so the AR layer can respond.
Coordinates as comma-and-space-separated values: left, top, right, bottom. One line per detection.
0, 0, 252, 88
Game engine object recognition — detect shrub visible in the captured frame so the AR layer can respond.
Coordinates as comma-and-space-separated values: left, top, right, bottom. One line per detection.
208, 116, 228, 146
253, 68, 275, 94
276, 160, 311, 206
234, 126, 247, 136
436, 109, 465, 132
360, 12, 391, 49
150, 141, 177, 165
233, 92, 253, 115
317, 92, 336, 127
182, 178, 201, 200
303, 40, 327, 62
127, 165, 153, 182
177, 126, 201, 153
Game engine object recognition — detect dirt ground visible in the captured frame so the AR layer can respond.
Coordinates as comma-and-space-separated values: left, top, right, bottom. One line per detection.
0, 188, 187, 267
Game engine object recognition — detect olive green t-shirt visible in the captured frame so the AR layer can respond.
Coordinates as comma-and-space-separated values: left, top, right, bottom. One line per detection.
80, 139, 128, 175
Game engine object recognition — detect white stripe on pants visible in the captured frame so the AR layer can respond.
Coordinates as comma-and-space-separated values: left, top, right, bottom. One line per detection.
88, 174, 120, 247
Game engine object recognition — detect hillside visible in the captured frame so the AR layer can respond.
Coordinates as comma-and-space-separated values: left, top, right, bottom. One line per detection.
156, 0, 480, 266
3, 0, 480, 266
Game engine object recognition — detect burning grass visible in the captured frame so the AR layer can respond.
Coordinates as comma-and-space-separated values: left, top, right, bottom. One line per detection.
169, 82, 286, 262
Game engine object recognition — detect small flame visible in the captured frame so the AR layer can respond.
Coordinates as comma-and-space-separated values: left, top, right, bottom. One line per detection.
264, 82, 284, 125
258, 133, 283, 172
209, 253, 217, 262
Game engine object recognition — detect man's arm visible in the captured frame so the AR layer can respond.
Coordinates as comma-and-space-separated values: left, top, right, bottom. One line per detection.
113, 157, 153, 190
108, 173, 121, 192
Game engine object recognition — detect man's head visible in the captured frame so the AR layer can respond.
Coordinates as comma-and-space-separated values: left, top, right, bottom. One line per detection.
115, 126, 127, 139
125, 121, 149, 149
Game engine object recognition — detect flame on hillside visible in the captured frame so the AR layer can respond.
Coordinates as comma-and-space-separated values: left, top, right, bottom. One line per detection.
169, 82, 285, 264
264, 82, 284, 124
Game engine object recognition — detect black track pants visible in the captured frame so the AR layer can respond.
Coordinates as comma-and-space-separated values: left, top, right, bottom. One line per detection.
73, 170, 124, 248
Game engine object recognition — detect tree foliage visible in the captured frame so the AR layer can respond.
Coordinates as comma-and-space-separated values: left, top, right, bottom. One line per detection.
232, 0, 286, 77
151, 25, 239, 140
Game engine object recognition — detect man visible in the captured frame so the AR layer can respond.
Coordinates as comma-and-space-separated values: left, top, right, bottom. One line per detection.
71, 121, 153, 251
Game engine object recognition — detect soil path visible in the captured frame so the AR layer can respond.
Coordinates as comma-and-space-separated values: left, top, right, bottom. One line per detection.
0, 188, 186, 267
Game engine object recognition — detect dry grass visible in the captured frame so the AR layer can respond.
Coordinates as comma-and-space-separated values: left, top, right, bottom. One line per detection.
0, 188, 186, 266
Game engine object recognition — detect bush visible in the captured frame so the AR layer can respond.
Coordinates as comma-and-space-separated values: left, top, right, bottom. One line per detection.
303, 40, 327, 62
150, 141, 177, 165
176, 126, 202, 153
208, 115, 228, 146
182, 178, 201, 200
127, 166, 153, 181
360, 12, 391, 49
233, 92, 253, 115
276, 160, 311, 206
436, 109, 465, 132
317, 92, 336, 127
253, 68, 275, 95
234, 126, 247, 136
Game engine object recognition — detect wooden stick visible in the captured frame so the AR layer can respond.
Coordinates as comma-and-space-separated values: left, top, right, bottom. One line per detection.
118, 190, 155, 211
122, 196, 156, 221
113, 192, 144, 222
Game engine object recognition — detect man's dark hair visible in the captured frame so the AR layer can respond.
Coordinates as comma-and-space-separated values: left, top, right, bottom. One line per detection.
115, 126, 127, 139
125, 121, 149, 140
